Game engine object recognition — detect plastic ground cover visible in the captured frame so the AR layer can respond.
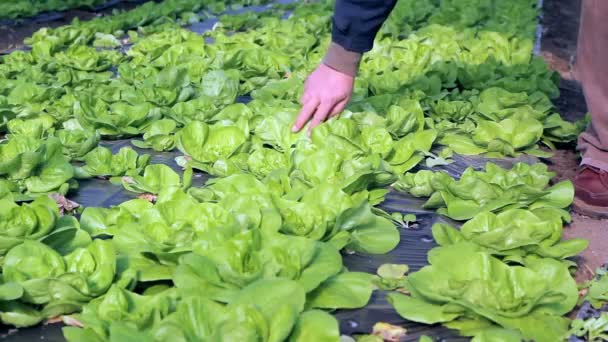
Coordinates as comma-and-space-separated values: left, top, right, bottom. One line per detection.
569, 302, 608, 342
568, 262, 608, 342
0, 1, 559, 341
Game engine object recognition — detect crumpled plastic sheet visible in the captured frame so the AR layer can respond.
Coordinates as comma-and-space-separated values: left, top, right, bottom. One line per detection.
568, 263, 608, 342
0, 322, 65, 342
186, 0, 294, 32
417, 147, 541, 179
568, 301, 608, 342
568, 302, 608, 342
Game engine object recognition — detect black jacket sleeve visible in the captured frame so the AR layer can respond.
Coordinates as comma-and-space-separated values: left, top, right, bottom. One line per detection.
331, 0, 398, 53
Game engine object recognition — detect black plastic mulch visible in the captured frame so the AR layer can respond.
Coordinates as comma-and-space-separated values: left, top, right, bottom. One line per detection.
568, 301, 608, 342
418, 148, 540, 179
568, 263, 608, 342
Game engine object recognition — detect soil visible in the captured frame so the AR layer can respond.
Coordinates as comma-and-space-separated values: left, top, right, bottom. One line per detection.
541, 0, 608, 282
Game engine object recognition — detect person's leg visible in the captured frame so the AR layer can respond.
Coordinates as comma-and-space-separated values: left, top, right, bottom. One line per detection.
573, 0, 608, 217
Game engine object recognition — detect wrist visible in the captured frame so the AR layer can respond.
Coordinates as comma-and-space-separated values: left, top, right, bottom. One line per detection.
322, 42, 362, 77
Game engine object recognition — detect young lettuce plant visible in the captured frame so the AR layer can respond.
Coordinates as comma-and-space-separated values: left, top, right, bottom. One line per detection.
394, 162, 574, 220
0, 136, 75, 199
0, 195, 59, 256
121, 164, 193, 196
432, 208, 588, 262
74, 146, 150, 180
0, 239, 115, 327
387, 242, 578, 342
131, 119, 178, 152
55, 119, 100, 161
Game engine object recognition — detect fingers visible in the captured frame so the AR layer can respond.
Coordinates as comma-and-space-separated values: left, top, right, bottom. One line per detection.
294, 96, 350, 134
329, 98, 349, 118
301, 92, 311, 105
308, 101, 335, 134
293, 97, 319, 132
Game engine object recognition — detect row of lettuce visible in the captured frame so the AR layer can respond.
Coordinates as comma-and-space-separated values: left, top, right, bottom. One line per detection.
0, 0, 591, 341
0, 0, 273, 21
2, 0, 109, 20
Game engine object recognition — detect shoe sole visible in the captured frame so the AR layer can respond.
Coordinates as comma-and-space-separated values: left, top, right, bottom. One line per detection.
572, 198, 608, 219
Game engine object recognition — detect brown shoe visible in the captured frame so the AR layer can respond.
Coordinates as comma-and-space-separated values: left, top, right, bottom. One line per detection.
573, 166, 608, 218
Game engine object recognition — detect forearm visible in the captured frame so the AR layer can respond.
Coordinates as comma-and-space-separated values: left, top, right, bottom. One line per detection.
323, 0, 398, 76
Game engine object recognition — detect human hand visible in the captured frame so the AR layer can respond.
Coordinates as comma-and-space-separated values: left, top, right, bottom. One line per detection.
292, 63, 354, 134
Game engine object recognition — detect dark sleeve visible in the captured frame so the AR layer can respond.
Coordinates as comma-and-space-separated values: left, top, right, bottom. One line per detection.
331, 0, 398, 53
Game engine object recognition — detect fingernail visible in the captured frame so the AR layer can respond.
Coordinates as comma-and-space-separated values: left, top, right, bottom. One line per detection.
291, 125, 297, 132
